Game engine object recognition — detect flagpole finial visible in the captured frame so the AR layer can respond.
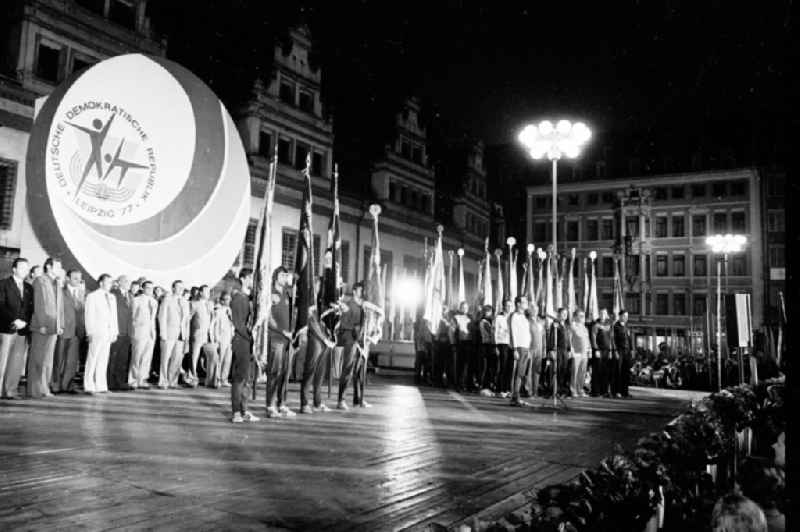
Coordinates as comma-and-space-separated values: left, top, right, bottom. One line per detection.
494, 248, 503, 259
589, 250, 597, 261
546, 244, 554, 254
484, 237, 490, 253
436, 224, 444, 236
448, 249, 454, 258
571, 248, 576, 258
369, 204, 381, 218
537, 248, 546, 260
457, 248, 464, 257
506, 236, 516, 248
526, 243, 535, 255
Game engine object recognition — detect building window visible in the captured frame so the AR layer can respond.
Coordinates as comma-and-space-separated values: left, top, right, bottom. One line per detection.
692, 215, 707, 237
656, 255, 668, 276
277, 138, 292, 165
422, 194, 431, 214
673, 293, 686, 316
767, 211, 785, 232
411, 146, 423, 165
75, 0, 105, 15
655, 216, 668, 238
281, 228, 298, 270
626, 293, 641, 314
767, 176, 785, 197
566, 221, 579, 241
730, 180, 746, 196
279, 81, 295, 105
341, 241, 350, 283
0, 160, 18, 230
109, 0, 136, 29
654, 187, 667, 200
35, 40, 62, 83
656, 294, 669, 315
71, 54, 95, 74
691, 183, 706, 198
713, 212, 727, 233
400, 141, 411, 159
535, 196, 547, 209
626, 216, 639, 238
601, 257, 614, 278
671, 186, 685, 199
533, 222, 547, 242
389, 182, 398, 202
311, 152, 324, 176
672, 215, 685, 237
294, 143, 309, 170
601, 219, 614, 240
568, 194, 579, 206
298, 90, 314, 113
693, 294, 707, 316
601, 191, 614, 203
712, 182, 726, 197
673, 255, 685, 276
586, 220, 598, 241
732, 255, 746, 276
731, 211, 746, 232
258, 131, 272, 157
769, 246, 785, 267
693, 254, 707, 276
600, 293, 613, 313
596, 161, 607, 178
587, 192, 598, 205
243, 219, 258, 267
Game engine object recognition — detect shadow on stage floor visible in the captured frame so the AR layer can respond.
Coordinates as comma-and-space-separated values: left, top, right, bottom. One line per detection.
0, 374, 704, 531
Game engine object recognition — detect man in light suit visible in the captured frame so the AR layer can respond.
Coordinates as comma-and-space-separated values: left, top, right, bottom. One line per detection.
108, 276, 134, 390
128, 280, 157, 389
84, 273, 118, 394
0, 258, 34, 399
28, 257, 64, 398
157, 280, 189, 389
51, 269, 85, 393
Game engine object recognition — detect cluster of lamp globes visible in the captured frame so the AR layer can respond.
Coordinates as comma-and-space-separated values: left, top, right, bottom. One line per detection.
498, 238, 597, 261
517, 119, 592, 160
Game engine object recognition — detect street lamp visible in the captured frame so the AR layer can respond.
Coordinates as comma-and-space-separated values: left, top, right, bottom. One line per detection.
706, 233, 747, 390
518, 120, 592, 259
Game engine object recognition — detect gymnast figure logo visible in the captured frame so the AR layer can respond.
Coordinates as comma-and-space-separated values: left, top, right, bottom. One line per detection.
66, 113, 148, 200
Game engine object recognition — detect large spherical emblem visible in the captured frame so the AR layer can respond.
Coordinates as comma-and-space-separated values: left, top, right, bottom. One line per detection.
27, 54, 250, 288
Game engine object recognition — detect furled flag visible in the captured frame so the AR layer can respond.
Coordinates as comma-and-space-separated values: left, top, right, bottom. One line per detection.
387, 265, 397, 341
555, 255, 565, 310
251, 150, 277, 363
424, 225, 446, 333
777, 290, 786, 365
567, 248, 576, 315
588, 251, 599, 322
320, 163, 342, 335
545, 248, 555, 320
457, 248, 466, 305
526, 244, 536, 307
363, 204, 385, 345
507, 237, 517, 301
494, 248, 504, 311
582, 257, 589, 313
536, 248, 545, 310
293, 153, 316, 336
474, 258, 484, 310
447, 250, 456, 310
482, 238, 493, 306
612, 255, 624, 318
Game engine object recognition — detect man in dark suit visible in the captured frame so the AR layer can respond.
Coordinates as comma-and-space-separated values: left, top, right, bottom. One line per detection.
108, 276, 135, 390
612, 310, 634, 398
590, 309, 614, 397
52, 269, 85, 393
29, 257, 64, 398
230, 268, 258, 423
0, 258, 34, 399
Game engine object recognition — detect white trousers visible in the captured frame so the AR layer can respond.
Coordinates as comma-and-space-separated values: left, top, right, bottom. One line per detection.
0, 333, 27, 398
84, 335, 111, 393
129, 336, 155, 386
570, 355, 588, 396
158, 339, 184, 387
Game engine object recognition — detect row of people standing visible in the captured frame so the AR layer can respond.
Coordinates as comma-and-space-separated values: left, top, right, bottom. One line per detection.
0, 256, 237, 399
413, 295, 636, 404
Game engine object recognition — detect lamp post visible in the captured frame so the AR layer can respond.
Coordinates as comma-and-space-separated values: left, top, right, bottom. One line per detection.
706, 233, 747, 391
518, 120, 592, 259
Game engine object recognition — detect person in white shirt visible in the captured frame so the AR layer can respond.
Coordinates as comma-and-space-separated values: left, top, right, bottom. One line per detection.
83, 274, 119, 394
207, 291, 234, 388
493, 299, 512, 397
508, 296, 531, 406
128, 280, 158, 389
568, 309, 591, 397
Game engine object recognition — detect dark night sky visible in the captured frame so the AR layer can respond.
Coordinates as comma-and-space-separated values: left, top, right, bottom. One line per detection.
149, 1, 793, 173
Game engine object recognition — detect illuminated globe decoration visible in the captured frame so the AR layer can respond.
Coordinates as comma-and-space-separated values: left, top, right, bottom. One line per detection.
706, 234, 747, 254
26, 54, 251, 288
517, 120, 592, 160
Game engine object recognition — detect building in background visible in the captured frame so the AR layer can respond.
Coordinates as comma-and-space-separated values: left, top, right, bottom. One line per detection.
760, 168, 785, 327
0, 0, 165, 272
526, 168, 764, 352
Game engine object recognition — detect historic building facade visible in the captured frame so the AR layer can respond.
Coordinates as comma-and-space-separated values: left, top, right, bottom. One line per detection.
526, 168, 764, 351
0, 0, 164, 272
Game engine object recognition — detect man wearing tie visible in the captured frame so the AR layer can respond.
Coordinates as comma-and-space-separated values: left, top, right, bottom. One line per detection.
52, 269, 85, 393
0, 258, 34, 399
84, 273, 118, 394
612, 310, 634, 398
129, 280, 157, 389
28, 257, 64, 398
108, 276, 134, 391
157, 280, 189, 389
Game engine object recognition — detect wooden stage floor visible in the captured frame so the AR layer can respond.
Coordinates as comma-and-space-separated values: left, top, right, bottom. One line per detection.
0, 376, 703, 531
